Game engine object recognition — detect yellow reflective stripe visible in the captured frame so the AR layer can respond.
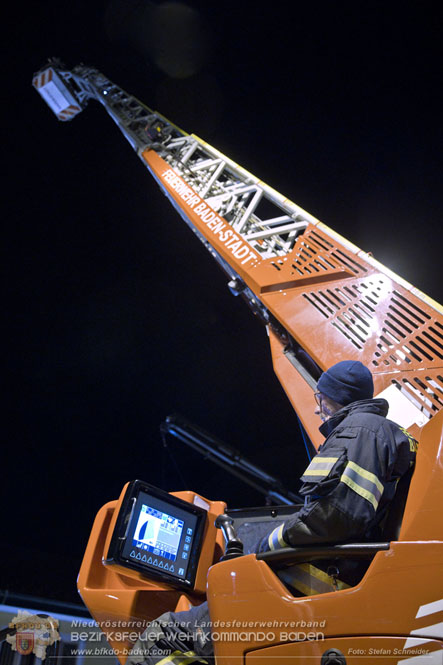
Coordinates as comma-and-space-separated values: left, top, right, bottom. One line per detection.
305, 456, 339, 468
303, 563, 350, 590
156, 652, 182, 665
278, 567, 317, 595
279, 564, 349, 596
276, 524, 286, 548
157, 651, 208, 665
311, 456, 339, 463
285, 576, 314, 596
302, 456, 339, 477
341, 474, 378, 511
347, 461, 384, 495
268, 527, 276, 550
268, 524, 287, 551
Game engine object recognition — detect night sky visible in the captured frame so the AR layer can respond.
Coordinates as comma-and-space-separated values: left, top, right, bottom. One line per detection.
4, 1, 442, 603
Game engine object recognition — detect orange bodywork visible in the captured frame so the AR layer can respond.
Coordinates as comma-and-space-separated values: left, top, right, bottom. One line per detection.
78, 488, 226, 660
77, 147, 443, 663
78, 412, 443, 663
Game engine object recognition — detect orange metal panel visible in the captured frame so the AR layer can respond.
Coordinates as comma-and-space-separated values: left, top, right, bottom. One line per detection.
77, 491, 226, 663
399, 409, 443, 541
260, 266, 443, 444
206, 542, 443, 663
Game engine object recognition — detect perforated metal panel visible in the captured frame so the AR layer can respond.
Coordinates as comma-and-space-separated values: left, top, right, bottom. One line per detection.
257, 223, 443, 431
270, 228, 368, 279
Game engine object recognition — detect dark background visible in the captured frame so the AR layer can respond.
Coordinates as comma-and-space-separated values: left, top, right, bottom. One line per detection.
4, 1, 442, 603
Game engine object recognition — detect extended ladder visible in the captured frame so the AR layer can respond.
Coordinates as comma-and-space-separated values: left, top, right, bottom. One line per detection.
33, 60, 443, 447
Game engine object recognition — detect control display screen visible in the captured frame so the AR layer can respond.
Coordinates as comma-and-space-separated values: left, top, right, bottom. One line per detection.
133, 505, 184, 560
107, 481, 206, 588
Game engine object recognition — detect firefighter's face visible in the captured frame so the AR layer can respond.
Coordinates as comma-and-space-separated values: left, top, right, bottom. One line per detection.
314, 392, 338, 422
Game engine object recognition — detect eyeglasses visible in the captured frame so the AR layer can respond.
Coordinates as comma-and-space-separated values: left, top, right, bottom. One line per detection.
314, 392, 323, 407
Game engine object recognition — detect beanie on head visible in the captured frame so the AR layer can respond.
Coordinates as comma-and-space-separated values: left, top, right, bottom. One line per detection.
317, 360, 374, 406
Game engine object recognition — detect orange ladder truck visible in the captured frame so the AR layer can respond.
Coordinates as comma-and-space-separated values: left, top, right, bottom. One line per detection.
33, 60, 443, 665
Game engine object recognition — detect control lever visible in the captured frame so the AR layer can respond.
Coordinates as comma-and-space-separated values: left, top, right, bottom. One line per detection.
215, 514, 244, 561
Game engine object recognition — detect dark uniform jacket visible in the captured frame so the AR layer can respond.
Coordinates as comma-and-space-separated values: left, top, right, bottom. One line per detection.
258, 398, 417, 553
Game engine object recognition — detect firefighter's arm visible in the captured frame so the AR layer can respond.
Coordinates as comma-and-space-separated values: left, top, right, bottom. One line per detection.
254, 495, 360, 553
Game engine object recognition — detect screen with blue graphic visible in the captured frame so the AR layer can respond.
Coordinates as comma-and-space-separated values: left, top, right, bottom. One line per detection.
117, 484, 205, 585
133, 505, 184, 560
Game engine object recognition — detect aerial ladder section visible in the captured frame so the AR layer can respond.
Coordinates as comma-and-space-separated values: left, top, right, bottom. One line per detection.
33, 61, 443, 665
33, 60, 443, 449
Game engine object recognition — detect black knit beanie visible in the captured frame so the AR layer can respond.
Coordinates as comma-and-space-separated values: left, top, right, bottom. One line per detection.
317, 360, 374, 406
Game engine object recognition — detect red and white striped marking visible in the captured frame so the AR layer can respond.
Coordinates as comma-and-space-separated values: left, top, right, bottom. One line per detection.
32, 68, 53, 89
57, 105, 81, 121
33, 68, 82, 121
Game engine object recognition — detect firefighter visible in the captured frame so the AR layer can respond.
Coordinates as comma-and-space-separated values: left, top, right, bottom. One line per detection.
128, 360, 417, 664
